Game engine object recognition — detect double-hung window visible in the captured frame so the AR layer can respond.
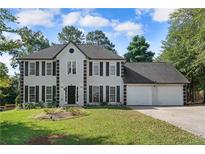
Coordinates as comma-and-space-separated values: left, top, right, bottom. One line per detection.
93, 63, 99, 75
110, 64, 116, 76
47, 63, 52, 75
29, 86, 36, 102
67, 61, 71, 74
67, 61, 76, 75
30, 62, 36, 75
72, 61, 76, 74
110, 86, 116, 102
92, 86, 100, 102
46, 86, 52, 102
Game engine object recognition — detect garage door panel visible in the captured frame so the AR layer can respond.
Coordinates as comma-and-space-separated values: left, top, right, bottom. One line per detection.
127, 86, 152, 105
156, 86, 183, 106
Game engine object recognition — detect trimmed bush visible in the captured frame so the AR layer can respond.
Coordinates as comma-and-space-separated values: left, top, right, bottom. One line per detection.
100, 102, 108, 106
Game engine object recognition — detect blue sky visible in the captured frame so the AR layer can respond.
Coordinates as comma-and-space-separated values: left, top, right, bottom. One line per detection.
0, 8, 175, 75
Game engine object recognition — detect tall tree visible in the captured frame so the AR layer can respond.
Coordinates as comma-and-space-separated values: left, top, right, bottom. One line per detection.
86, 30, 116, 53
159, 9, 205, 102
58, 26, 84, 44
0, 62, 11, 104
124, 35, 154, 62
0, 9, 20, 54
9, 27, 50, 68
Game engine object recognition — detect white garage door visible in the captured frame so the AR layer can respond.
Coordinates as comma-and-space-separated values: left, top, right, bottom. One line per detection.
127, 85, 152, 105
127, 84, 184, 106
155, 85, 183, 106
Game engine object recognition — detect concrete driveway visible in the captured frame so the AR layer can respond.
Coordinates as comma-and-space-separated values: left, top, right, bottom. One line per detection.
129, 105, 205, 138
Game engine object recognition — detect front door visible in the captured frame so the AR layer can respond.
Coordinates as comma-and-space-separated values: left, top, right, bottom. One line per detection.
67, 86, 76, 104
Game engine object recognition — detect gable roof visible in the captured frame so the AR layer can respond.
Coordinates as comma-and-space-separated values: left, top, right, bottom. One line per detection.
18, 43, 124, 60
123, 62, 189, 84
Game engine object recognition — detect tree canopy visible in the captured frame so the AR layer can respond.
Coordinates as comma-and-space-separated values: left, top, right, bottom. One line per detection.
0, 9, 20, 53
159, 8, 205, 101
9, 27, 50, 68
124, 35, 154, 62
86, 30, 116, 53
58, 26, 85, 44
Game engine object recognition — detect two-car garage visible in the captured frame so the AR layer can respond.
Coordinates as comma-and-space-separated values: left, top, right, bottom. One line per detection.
127, 84, 184, 106
124, 62, 189, 106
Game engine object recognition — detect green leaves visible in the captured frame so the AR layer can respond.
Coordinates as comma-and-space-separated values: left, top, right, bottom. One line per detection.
124, 35, 154, 62
160, 8, 205, 92
58, 26, 85, 44
86, 30, 116, 53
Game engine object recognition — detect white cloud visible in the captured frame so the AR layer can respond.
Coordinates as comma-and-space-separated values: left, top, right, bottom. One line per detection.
62, 12, 81, 26
113, 21, 143, 37
16, 9, 60, 27
135, 9, 151, 15
2, 32, 21, 41
151, 8, 176, 22
0, 53, 18, 76
79, 15, 110, 27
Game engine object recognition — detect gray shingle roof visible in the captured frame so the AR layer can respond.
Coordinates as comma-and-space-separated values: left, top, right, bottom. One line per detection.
123, 62, 189, 84
18, 43, 124, 60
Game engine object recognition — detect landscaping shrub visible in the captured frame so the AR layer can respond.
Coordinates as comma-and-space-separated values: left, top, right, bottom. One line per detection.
24, 103, 36, 109
100, 101, 108, 106
46, 101, 56, 108
35, 101, 44, 108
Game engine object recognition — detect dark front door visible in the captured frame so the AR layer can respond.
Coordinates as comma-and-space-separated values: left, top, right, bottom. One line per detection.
68, 86, 76, 104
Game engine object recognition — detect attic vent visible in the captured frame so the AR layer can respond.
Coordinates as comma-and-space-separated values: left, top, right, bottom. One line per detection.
69, 48, 74, 53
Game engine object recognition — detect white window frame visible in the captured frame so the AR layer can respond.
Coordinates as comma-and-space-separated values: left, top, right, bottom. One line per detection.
92, 86, 100, 103
46, 62, 52, 75
29, 62, 36, 75
29, 86, 36, 102
109, 86, 116, 102
46, 86, 52, 102
67, 61, 77, 75
110, 64, 116, 76
93, 62, 99, 76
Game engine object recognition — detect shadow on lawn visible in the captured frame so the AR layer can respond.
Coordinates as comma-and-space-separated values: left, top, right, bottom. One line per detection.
0, 121, 52, 145
0, 121, 110, 145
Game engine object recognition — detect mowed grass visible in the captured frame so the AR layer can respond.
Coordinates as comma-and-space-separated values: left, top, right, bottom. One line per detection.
0, 106, 205, 145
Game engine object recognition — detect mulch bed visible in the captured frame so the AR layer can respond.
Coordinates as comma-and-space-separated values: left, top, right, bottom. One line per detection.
34, 111, 73, 120
27, 134, 67, 145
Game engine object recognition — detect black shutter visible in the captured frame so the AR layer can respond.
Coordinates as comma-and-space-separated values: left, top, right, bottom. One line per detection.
89, 86, 92, 102
89, 62, 93, 76
36, 86, 39, 102
25, 85, 28, 102
117, 62, 120, 76
36, 62, 39, 76
100, 86, 103, 102
53, 86, 56, 102
25, 62, 28, 76
106, 86, 109, 102
53, 61, 56, 76
100, 62, 103, 76
106, 62, 109, 76
42, 61, 45, 76
117, 86, 120, 102
42, 86, 45, 102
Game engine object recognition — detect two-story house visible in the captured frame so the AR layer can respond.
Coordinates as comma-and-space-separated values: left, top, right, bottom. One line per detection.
18, 42, 189, 106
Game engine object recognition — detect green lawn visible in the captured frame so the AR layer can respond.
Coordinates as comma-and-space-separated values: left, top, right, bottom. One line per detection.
0, 106, 205, 145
